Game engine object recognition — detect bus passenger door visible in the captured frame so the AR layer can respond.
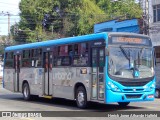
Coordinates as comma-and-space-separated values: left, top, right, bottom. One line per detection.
43, 52, 53, 95
14, 54, 21, 92
91, 47, 105, 100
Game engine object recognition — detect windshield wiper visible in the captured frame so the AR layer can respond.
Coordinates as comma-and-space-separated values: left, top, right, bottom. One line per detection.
140, 47, 145, 58
119, 45, 130, 60
136, 47, 145, 66
119, 45, 131, 67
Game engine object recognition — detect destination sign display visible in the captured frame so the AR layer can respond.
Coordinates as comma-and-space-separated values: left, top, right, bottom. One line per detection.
117, 37, 142, 44
111, 36, 151, 46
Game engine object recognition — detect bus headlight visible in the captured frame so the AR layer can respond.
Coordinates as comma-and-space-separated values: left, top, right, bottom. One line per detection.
151, 82, 155, 88
144, 86, 152, 91
150, 82, 156, 91
108, 82, 121, 92
144, 82, 155, 91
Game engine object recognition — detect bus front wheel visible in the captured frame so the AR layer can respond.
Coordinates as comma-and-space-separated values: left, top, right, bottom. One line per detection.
118, 102, 130, 107
22, 83, 31, 101
76, 86, 87, 109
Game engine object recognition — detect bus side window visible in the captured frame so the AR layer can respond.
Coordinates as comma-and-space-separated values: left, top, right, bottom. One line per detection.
45, 53, 49, 72
37, 49, 42, 67
53, 47, 57, 66
31, 48, 42, 67
22, 50, 31, 67
31, 49, 35, 67
74, 44, 78, 55
5, 52, 14, 69
57, 46, 62, 66
56, 45, 72, 66
73, 43, 88, 66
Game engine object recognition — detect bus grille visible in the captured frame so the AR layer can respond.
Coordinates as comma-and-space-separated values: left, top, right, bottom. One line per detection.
123, 89, 144, 92
125, 94, 142, 99
118, 81, 149, 87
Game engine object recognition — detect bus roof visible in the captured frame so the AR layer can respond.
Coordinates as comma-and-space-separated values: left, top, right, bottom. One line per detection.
5, 32, 150, 52
5, 32, 108, 52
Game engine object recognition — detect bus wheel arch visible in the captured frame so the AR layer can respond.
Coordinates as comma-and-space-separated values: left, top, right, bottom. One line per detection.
74, 83, 88, 108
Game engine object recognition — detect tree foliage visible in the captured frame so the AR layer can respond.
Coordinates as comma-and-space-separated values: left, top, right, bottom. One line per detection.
11, 0, 142, 43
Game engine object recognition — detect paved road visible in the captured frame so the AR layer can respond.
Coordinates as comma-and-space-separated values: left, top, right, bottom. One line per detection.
0, 85, 160, 120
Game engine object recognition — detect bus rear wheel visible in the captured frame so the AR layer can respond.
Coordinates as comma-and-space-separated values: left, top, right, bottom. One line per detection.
118, 102, 130, 107
76, 86, 87, 109
22, 83, 31, 100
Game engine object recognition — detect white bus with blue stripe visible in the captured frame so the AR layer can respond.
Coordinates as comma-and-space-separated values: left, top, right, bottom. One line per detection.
3, 32, 155, 108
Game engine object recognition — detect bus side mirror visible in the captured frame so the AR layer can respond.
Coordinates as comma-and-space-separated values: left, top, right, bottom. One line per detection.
105, 48, 109, 56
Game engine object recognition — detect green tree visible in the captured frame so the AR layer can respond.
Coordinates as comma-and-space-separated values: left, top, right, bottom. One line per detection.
16, 0, 106, 42
97, 0, 142, 19
76, 0, 106, 35
13, 0, 142, 43
18, 0, 59, 42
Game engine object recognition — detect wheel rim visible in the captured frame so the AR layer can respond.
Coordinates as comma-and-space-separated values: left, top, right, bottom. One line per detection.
77, 91, 84, 106
24, 86, 28, 98
155, 90, 159, 98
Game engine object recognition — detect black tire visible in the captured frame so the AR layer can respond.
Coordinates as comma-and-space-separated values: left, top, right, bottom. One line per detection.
76, 86, 87, 109
22, 83, 31, 101
118, 102, 130, 107
155, 89, 160, 98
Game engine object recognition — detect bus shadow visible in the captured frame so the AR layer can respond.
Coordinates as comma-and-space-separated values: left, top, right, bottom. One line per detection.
0, 93, 147, 111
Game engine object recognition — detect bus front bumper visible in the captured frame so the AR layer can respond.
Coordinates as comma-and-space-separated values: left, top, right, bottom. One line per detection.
106, 89, 155, 103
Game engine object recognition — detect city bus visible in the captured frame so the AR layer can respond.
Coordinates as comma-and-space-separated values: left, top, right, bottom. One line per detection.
3, 32, 155, 108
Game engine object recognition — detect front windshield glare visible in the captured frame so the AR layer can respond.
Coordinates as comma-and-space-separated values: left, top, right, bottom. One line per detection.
108, 46, 154, 79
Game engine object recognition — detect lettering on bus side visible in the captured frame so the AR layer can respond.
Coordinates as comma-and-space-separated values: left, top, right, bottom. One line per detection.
53, 72, 72, 80
46, 48, 51, 51
94, 42, 102, 46
91, 40, 105, 47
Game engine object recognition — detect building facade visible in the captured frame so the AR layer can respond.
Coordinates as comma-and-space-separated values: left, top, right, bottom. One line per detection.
149, 0, 160, 46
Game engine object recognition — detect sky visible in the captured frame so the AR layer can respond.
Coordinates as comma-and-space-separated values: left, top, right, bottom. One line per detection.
0, 0, 141, 35
0, 0, 21, 35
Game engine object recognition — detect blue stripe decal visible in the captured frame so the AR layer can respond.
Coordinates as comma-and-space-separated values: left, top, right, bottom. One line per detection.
5, 33, 107, 51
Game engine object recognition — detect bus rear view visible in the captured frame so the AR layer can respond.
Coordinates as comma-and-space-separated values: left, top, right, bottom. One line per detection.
105, 33, 155, 106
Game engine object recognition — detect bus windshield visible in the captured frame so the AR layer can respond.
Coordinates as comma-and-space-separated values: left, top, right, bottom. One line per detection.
108, 46, 154, 79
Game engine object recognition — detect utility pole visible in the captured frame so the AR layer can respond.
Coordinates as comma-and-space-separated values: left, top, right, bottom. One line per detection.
7, 12, 10, 37
51, 23, 53, 35
140, 0, 150, 35
144, 0, 149, 35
